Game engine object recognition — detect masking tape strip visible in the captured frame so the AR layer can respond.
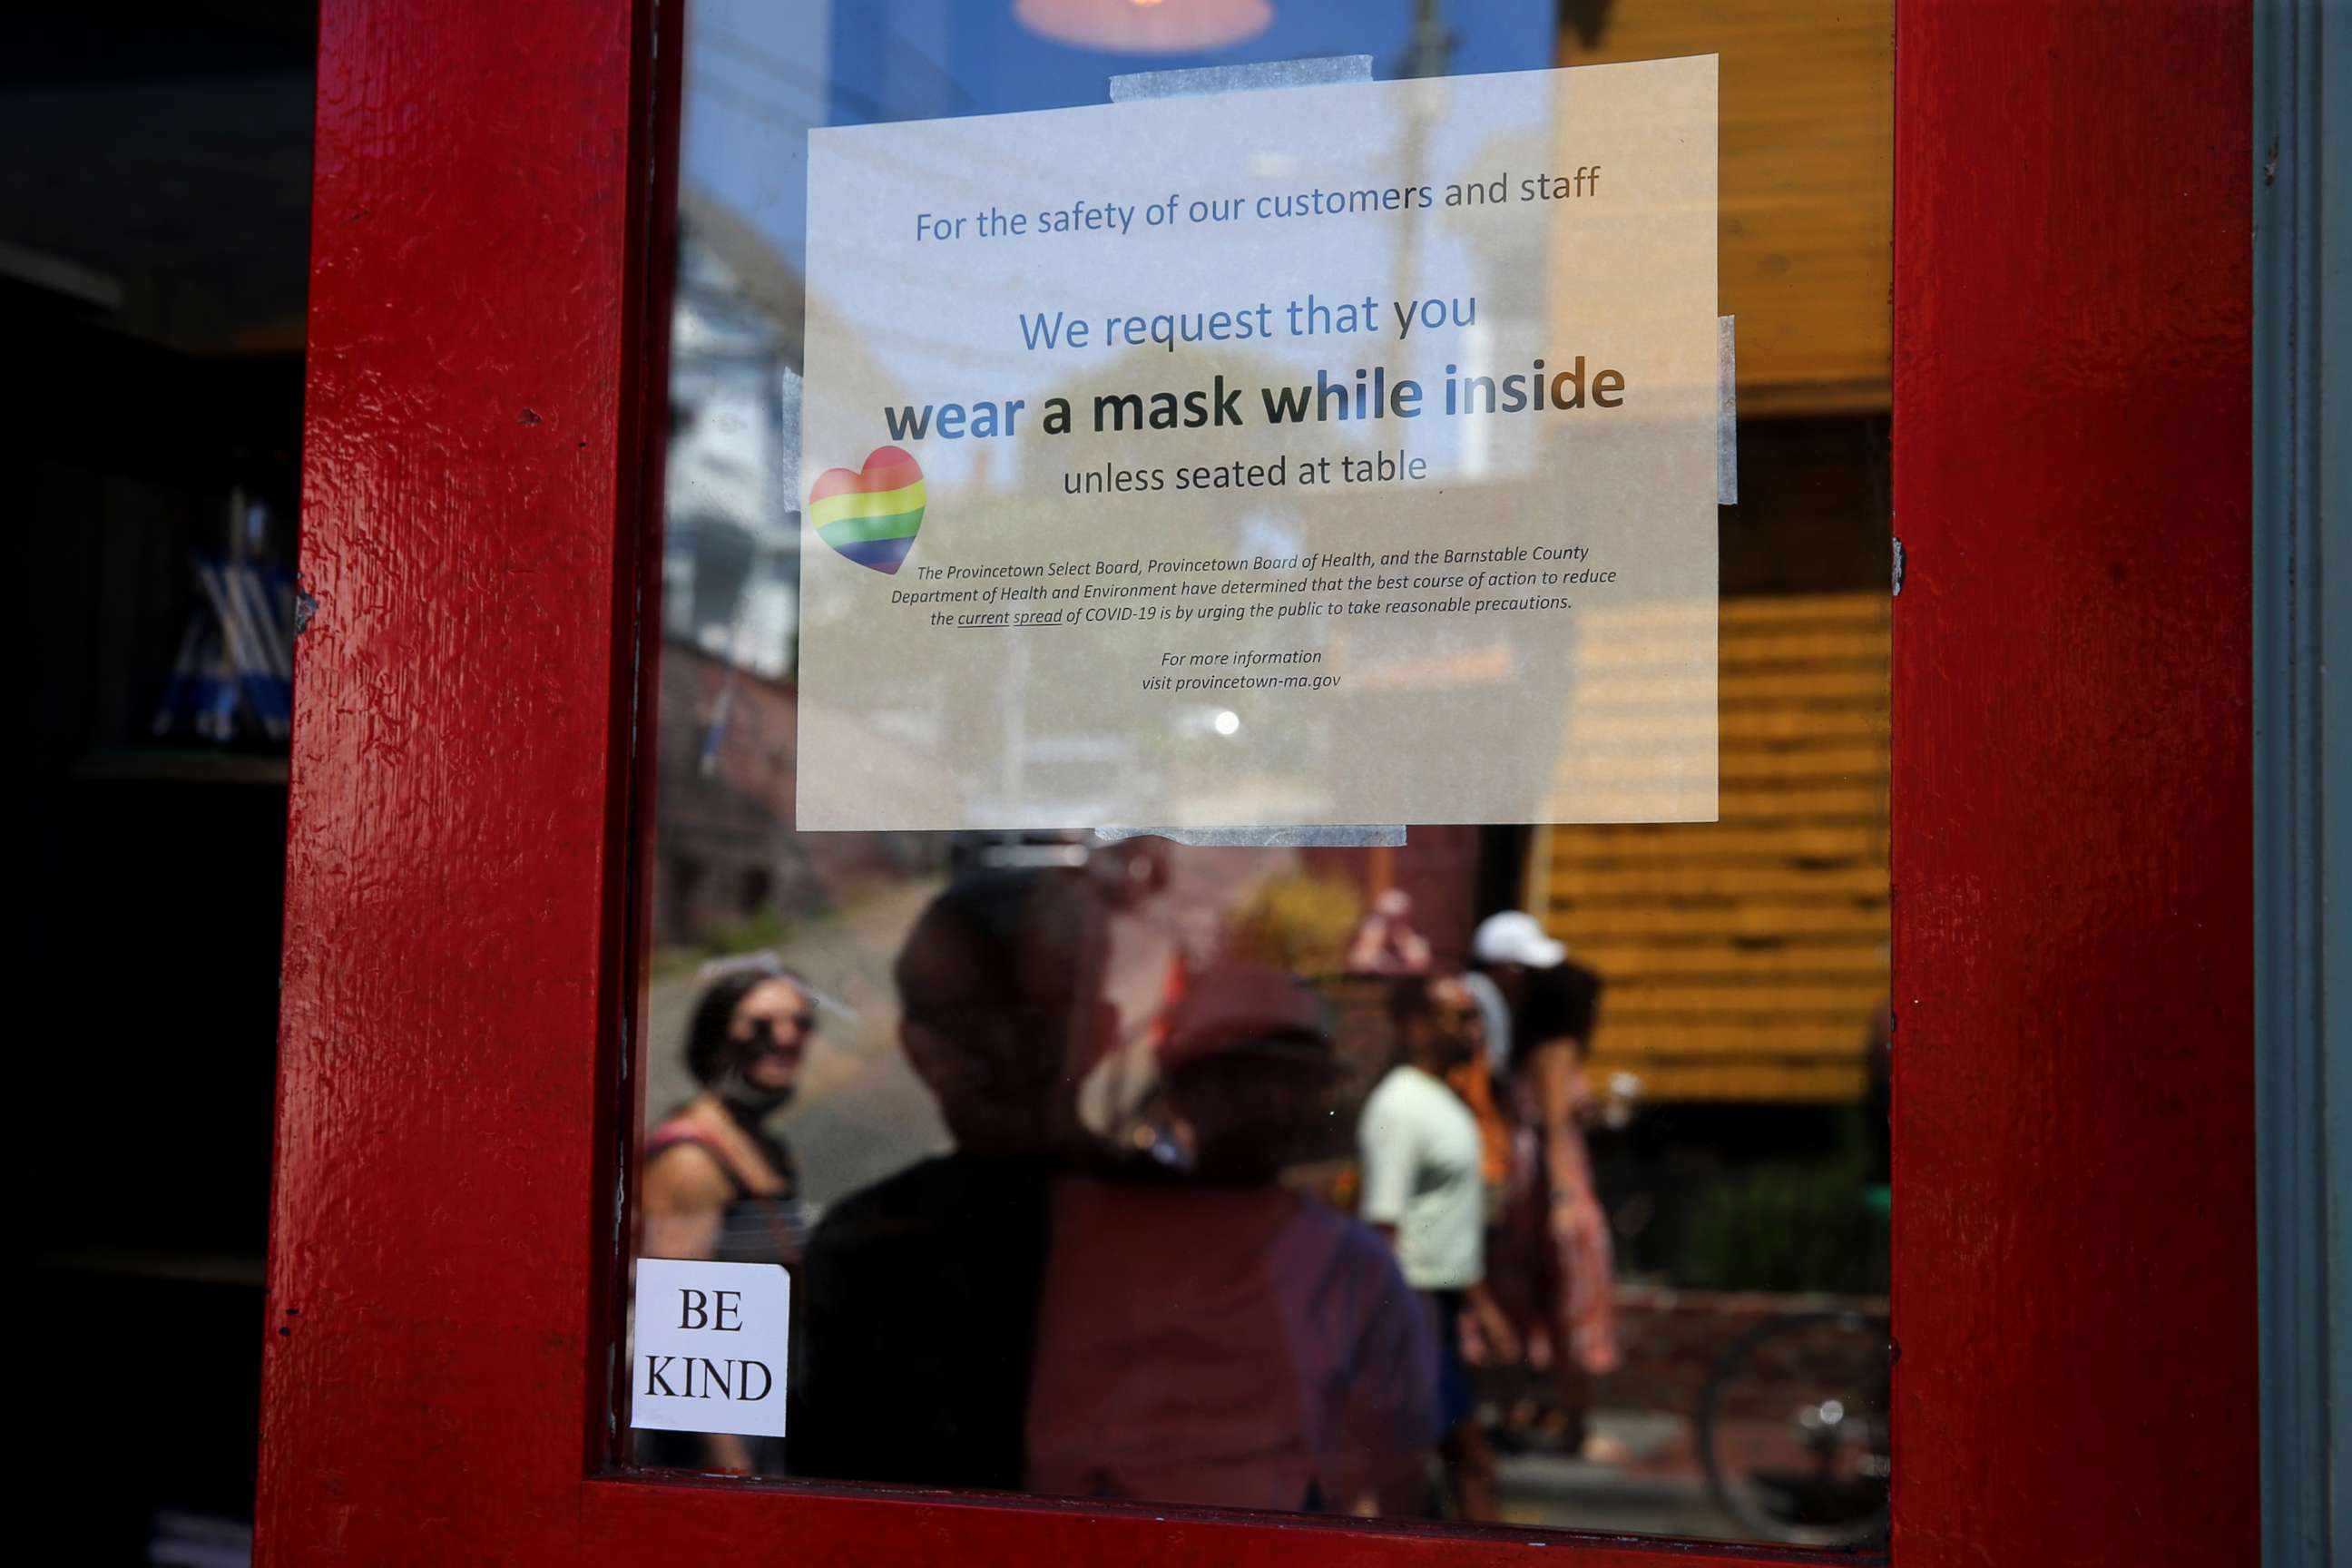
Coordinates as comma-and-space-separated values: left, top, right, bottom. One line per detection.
1095, 825, 1409, 849
1719, 314, 1738, 505
1109, 54, 1375, 103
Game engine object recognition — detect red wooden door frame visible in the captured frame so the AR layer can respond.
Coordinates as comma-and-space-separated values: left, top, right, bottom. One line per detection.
1889, 2, 2257, 1563
258, 1, 2256, 1563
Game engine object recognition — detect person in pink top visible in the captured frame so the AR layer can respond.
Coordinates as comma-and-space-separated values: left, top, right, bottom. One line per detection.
1024, 965, 1441, 1514
1476, 933, 1624, 1463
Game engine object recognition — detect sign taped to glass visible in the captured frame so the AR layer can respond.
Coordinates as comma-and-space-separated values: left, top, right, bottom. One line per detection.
798, 56, 1720, 830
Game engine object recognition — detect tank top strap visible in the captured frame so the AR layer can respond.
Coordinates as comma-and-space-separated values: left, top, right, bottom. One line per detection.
646, 1122, 755, 1200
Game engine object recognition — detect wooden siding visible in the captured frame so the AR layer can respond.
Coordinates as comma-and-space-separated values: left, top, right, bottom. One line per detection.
1560, 1, 1894, 416
1533, 591, 1888, 1101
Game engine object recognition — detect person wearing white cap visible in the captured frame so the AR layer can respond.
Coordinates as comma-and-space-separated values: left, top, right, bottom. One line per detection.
1465, 911, 1568, 1074
1467, 913, 1625, 1464
1474, 910, 1568, 969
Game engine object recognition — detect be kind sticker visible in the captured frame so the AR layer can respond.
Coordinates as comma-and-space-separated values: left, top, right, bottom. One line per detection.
631, 1258, 789, 1439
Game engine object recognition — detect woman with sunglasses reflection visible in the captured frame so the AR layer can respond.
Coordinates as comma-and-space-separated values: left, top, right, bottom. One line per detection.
639, 953, 818, 1473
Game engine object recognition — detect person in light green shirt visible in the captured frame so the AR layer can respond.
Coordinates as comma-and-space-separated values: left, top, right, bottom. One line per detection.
1357, 974, 1517, 1520
1359, 1030, 1486, 1290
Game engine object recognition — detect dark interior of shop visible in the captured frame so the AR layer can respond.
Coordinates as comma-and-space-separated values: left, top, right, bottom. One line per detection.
10, 4, 313, 1559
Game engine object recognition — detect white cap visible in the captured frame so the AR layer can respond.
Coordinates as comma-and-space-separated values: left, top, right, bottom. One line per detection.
1473, 910, 1566, 969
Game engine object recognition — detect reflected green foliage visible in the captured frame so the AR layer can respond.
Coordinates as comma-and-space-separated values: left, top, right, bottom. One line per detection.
1226, 873, 1365, 976
1677, 1155, 1886, 1296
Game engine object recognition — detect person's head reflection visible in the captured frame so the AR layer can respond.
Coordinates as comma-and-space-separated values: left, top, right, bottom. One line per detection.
687, 965, 814, 1115
788, 869, 1106, 1493
893, 868, 1109, 1158
1153, 963, 1337, 1181
1393, 971, 1486, 1075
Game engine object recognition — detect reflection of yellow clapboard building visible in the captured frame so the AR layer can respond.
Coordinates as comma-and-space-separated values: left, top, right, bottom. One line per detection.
1525, 2, 1895, 1102
1556, 2, 1894, 418
1534, 593, 1889, 1101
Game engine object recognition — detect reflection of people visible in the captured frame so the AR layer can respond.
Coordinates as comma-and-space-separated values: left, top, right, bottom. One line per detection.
788, 871, 1106, 1490
640, 955, 817, 1472
1359, 975, 1517, 1520
1494, 958, 1623, 1461
1468, 911, 1562, 1071
1455, 912, 1558, 1214
1025, 965, 1440, 1514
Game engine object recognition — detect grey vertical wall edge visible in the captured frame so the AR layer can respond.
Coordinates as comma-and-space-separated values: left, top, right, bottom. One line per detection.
2253, 3, 2346, 1565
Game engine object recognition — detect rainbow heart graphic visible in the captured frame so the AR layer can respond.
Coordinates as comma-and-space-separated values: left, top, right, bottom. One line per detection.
808, 446, 925, 574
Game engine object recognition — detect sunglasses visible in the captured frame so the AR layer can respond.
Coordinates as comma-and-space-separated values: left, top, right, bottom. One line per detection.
739, 1014, 815, 1045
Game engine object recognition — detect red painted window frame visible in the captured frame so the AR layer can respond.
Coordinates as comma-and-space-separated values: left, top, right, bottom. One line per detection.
257, 1, 2257, 1563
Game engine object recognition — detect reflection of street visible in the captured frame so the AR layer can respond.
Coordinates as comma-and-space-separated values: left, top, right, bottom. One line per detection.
1496, 1415, 1741, 1538
640, 852, 1877, 1544
647, 877, 950, 1209
648, 848, 1303, 1207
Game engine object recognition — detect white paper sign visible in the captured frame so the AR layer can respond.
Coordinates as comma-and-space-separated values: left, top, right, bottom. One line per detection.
799, 56, 1719, 830
630, 1258, 789, 1439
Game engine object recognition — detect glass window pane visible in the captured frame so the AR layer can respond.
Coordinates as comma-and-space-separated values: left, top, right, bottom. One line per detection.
630, 2, 1890, 1547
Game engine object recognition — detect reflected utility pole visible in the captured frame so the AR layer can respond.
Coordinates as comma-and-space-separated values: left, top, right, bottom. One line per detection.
1390, 1, 1455, 340
1399, 0, 1455, 82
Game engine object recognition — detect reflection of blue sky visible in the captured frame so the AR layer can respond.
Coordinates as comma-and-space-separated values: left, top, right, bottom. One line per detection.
687, 0, 1553, 264
685, 1, 1559, 491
